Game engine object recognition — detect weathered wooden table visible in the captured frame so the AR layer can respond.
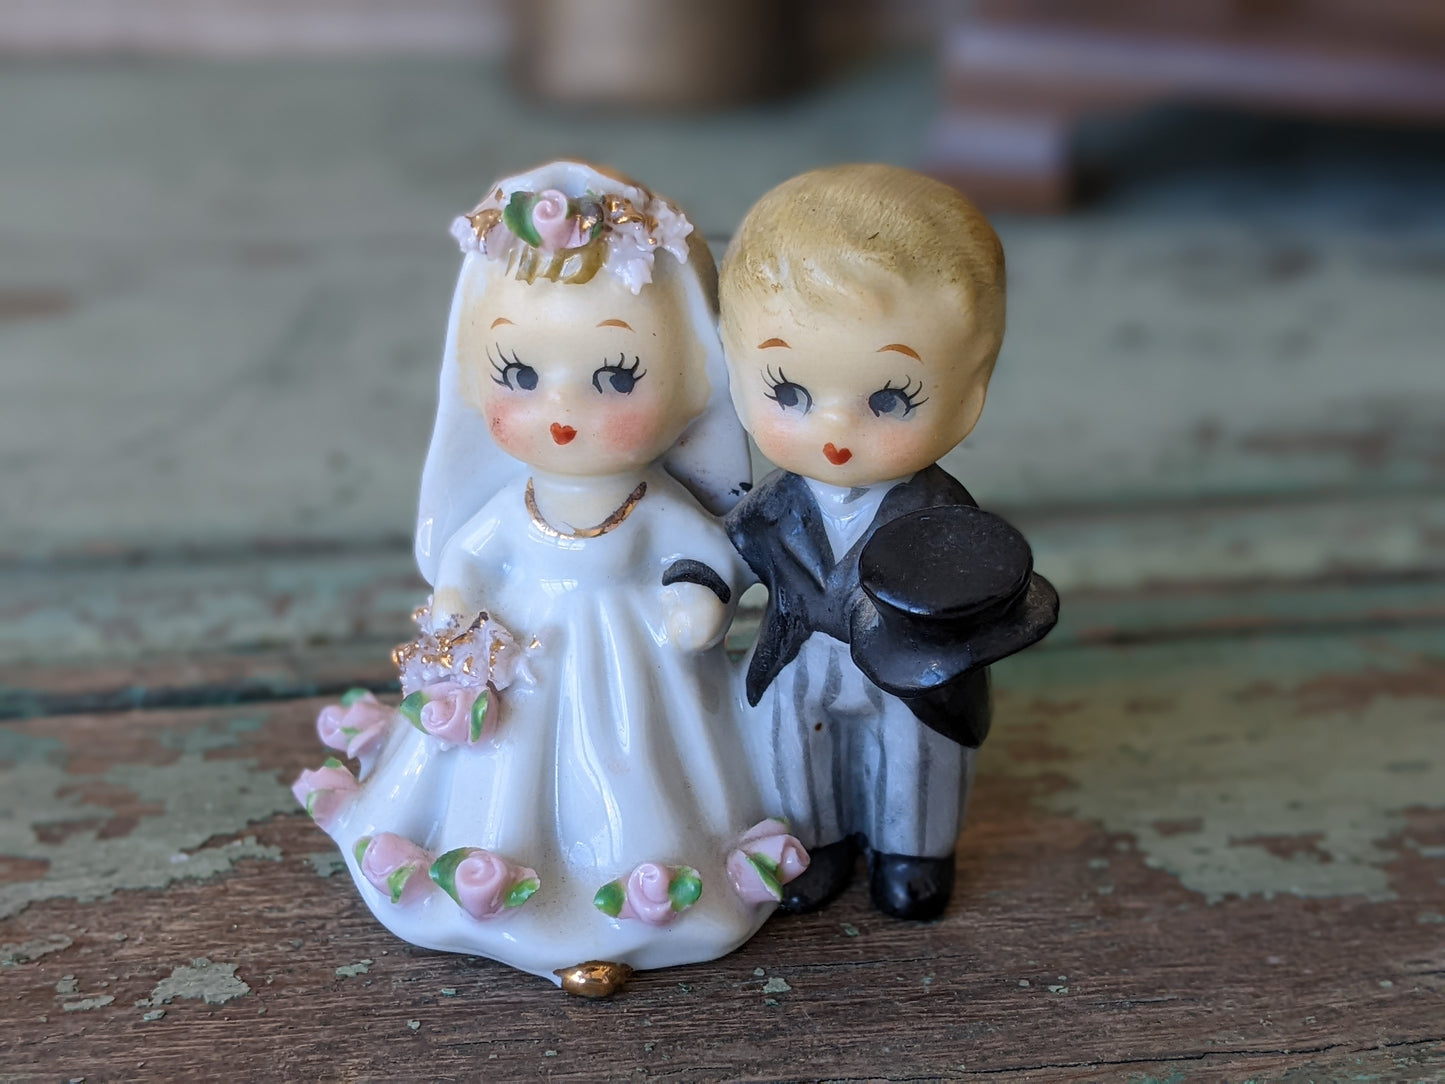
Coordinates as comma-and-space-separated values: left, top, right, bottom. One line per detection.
2, 59, 1442, 1081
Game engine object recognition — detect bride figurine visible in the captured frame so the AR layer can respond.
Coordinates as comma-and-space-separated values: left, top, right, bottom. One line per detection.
293, 161, 809, 996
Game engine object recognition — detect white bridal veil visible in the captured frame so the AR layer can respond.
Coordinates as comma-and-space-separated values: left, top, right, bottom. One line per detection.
413, 160, 752, 585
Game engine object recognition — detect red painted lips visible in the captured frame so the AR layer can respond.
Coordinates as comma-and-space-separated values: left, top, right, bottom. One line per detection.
823, 443, 852, 465
550, 423, 577, 445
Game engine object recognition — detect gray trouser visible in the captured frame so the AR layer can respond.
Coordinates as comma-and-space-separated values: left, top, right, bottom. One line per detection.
750, 633, 974, 858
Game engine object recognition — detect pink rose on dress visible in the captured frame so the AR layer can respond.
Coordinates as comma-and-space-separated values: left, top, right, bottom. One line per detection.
593, 863, 703, 925
355, 832, 433, 906
727, 819, 811, 905
430, 846, 539, 920
529, 188, 585, 252
316, 689, 394, 764
291, 759, 359, 831
406, 681, 491, 746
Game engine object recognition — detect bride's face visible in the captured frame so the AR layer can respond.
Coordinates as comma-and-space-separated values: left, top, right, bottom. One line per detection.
457, 266, 711, 477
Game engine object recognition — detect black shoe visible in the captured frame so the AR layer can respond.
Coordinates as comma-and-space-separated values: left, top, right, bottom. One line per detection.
867, 851, 955, 920
779, 838, 858, 914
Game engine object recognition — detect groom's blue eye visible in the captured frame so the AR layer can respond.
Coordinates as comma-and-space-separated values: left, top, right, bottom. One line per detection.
868, 379, 927, 418
763, 367, 812, 414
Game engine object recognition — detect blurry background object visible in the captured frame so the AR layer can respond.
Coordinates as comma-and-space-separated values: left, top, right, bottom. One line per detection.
516, 0, 807, 108
930, 0, 1445, 209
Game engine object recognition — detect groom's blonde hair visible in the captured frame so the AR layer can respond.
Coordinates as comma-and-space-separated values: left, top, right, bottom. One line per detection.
719, 164, 1006, 373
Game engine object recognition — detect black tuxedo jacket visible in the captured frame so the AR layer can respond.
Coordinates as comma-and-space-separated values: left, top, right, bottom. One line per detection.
726, 465, 992, 748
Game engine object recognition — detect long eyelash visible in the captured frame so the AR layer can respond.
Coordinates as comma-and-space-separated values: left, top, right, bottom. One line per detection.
880, 377, 929, 413
762, 365, 788, 403
592, 353, 646, 392
490, 344, 531, 387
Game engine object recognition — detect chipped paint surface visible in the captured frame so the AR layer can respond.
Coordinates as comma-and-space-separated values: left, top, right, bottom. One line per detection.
62, 994, 115, 1012
0, 717, 291, 919
991, 635, 1445, 902
148, 957, 251, 1006
0, 933, 71, 966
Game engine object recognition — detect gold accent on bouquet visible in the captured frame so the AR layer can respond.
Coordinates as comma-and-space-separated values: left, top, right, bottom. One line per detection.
392, 609, 491, 678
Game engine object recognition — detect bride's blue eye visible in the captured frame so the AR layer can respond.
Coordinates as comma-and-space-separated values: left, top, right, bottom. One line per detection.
868, 378, 927, 418
592, 354, 646, 395
763, 366, 812, 413
490, 346, 538, 391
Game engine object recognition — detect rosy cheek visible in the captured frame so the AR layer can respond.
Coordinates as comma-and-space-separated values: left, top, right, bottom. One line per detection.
599, 403, 662, 454
751, 414, 809, 466
484, 398, 529, 456
870, 424, 931, 470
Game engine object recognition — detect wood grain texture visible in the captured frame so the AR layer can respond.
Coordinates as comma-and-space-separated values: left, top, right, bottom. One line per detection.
1, 623, 1441, 1080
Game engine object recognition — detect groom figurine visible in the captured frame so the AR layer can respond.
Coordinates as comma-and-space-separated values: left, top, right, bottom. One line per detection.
718, 165, 1058, 920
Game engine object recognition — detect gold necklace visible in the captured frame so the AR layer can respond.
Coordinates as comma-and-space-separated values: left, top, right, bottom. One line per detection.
525, 478, 647, 539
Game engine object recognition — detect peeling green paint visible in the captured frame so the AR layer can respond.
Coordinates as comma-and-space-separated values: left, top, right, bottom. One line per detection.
0, 933, 71, 966
0, 741, 290, 918
992, 636, 1445, 902
62, 994, 115, 1012
307, 851, 346, 878
335, 959, 373, 978
147, 957, 251, 1006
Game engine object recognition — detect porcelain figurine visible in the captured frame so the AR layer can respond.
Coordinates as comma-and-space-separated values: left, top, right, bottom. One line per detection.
717, 164, 1059, 921
294, 160, 809, 995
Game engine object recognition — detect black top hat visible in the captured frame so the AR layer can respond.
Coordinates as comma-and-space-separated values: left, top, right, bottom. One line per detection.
850, 505, 1059, 697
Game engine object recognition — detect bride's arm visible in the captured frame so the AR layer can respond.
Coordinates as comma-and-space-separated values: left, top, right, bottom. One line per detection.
429, 511, 507, 629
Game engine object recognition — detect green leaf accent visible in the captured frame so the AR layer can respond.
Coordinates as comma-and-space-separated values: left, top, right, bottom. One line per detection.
400, 690, 427, 730
353, 837, 372, 865
747, 853, 783, 900
593, 879, 625, 918
668, 867, 703, 912
429, 847, 474, 904
340, 687, 369, 707
505, 876, 539, 908
502, 191, 542, 248
386, 863, 417, 904
469, 689, 490, 743
322, 756, 344, 769
305, 791, 320, 817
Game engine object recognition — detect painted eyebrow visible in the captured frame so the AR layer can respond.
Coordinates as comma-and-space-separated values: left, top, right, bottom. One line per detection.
877, 343, 922, 362
758, 338, 790, 349
596, 319, 633, 330
490, 317, 514, 329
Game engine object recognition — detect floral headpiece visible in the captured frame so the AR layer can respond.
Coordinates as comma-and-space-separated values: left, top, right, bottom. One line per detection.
450, 182, 693, 294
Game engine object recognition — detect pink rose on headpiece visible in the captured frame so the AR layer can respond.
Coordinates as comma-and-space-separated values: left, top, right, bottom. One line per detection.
430, 846, 540, 920
316, 689, 394, 765
530, 189, 585, 252
291, 759, 359, 831
593, 862, 703, 925
727, 819, 810, 905
356, 832, 433, 906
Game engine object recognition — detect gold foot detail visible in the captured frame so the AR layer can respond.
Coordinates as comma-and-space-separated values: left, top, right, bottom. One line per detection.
555, 960, 633, 998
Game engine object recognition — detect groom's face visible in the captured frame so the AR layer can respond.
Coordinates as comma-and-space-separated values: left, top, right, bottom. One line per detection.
723, 280, 992, 487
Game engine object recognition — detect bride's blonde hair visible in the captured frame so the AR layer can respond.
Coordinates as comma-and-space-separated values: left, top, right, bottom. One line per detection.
720, 164, 1006, 373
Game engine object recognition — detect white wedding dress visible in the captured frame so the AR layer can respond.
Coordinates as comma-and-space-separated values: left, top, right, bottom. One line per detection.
327, 466, 771, 982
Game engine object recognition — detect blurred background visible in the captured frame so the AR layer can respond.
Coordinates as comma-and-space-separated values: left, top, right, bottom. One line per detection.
1, 0, 1442, 704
